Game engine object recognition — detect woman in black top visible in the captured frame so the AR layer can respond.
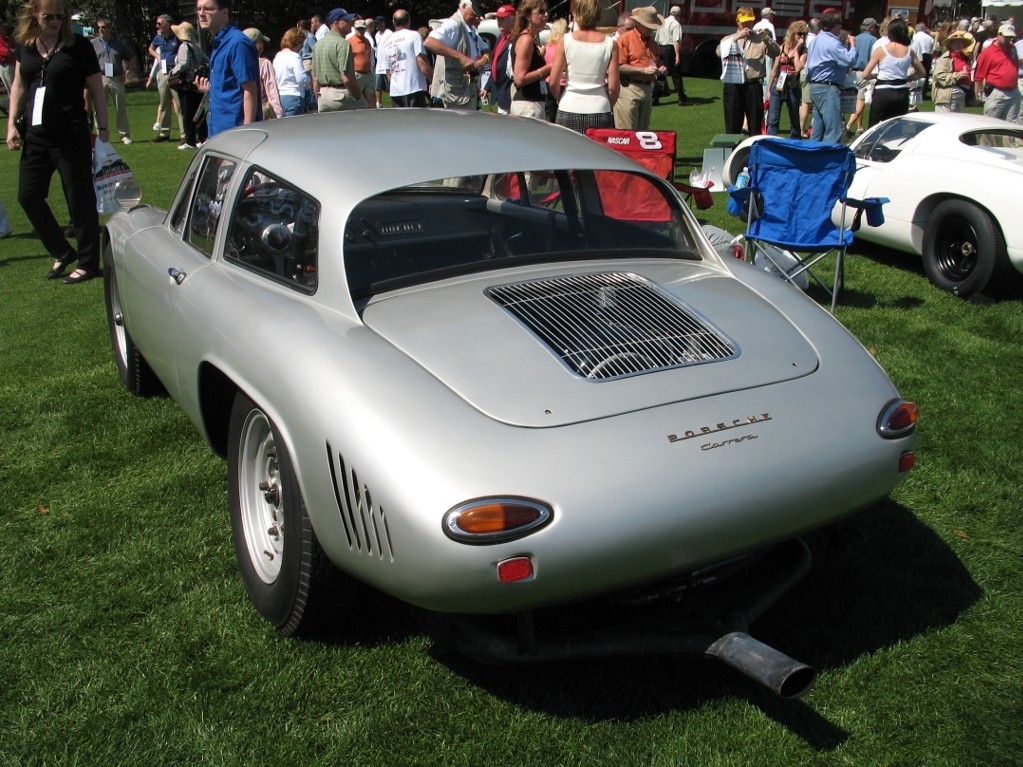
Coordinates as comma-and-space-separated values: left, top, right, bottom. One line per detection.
510, 0, 551, 121
6, 0, 109, 283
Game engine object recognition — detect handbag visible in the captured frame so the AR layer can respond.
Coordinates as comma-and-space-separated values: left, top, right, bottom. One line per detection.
93, 139, 133, 215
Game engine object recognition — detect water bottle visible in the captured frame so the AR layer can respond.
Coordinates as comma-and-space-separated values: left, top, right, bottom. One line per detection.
736, 167, 750, 189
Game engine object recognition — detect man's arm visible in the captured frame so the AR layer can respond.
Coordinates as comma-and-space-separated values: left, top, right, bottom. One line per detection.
241, 80, 258, 124
425, 35, 472, 71
416, 53, 433, 81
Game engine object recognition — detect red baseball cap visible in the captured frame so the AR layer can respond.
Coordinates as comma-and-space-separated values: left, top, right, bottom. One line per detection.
496, 4, 516, 18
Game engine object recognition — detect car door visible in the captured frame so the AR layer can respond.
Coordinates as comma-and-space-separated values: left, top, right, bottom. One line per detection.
118, 154, 240, 398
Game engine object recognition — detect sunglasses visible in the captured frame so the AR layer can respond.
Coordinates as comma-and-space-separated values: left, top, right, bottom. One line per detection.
42, 13, 67, 21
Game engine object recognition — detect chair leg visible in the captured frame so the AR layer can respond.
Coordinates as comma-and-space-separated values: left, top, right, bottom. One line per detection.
830, 249, 845, 313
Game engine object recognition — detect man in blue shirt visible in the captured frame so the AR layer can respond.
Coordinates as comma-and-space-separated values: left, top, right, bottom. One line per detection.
148, 14, 181, 142
845, 17, 878, 136
195, 0, 260, 136
805, 9, 856, 143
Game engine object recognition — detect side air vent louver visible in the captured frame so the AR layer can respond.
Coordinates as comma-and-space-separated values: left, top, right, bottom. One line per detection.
488, 272, 738, 380
326, 442, 394, 562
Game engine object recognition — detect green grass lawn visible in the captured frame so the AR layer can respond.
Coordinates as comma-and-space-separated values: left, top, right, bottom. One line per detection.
2, 85, 1022, 766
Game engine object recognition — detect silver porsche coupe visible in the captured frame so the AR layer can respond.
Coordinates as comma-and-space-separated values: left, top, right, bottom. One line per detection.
103, 110, 917, 699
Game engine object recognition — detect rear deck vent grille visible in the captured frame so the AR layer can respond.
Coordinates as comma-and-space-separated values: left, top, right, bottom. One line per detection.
488, 272, 737, 380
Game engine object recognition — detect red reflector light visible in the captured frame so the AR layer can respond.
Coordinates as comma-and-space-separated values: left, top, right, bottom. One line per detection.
899, 451, 916, 473
497, 557, 533, 583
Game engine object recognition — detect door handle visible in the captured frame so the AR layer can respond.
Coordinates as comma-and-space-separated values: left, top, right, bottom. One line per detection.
168, 267, 187, 285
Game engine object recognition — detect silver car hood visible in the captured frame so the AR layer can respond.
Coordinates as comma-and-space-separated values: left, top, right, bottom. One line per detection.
361, 264, 818, 427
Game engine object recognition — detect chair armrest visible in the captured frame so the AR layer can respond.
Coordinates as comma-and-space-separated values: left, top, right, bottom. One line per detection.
844, 196, 889, 230
674, 181, 715, 210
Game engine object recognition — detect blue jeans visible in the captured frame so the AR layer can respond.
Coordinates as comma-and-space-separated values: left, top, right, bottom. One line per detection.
280, 94, 305, 117
768, 82, 801, 137
809, 83, 843, 143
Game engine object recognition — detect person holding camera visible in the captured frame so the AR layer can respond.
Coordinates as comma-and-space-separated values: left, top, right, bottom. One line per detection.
169, 21, 207, 149
718, 7, 779, 135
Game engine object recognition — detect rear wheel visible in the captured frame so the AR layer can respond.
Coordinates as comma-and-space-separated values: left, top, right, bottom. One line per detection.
922, 200, 1007, 297
228, 392, 352, 635
103, 243, 162, 396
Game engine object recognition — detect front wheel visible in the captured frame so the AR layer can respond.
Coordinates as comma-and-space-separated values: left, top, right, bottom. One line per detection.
922, 200, 1007, 297
228, 392, 353, 635
103, 242, 162, 396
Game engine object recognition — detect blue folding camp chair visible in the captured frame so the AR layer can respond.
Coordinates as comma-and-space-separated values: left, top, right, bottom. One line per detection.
727, 138, 886, 312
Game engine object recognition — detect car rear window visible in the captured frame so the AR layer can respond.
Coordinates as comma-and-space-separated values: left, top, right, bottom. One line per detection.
343, 169, 699, 299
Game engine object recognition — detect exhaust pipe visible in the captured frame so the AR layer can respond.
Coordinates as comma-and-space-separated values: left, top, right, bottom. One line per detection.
706, 631, 816, 699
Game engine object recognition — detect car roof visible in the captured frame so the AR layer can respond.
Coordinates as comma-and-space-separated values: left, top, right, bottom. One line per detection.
894, 111, 1023, 139
201, 110, 648, 207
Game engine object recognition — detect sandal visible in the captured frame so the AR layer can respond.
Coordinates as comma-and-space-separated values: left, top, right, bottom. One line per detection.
47, 251, 77, 280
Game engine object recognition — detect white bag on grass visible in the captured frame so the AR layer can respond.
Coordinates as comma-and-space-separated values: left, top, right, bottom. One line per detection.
93, 139, 133, 215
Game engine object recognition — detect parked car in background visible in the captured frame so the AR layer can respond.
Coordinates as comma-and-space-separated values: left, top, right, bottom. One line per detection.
102, 110, 917, 699
724, 113, 1023, 297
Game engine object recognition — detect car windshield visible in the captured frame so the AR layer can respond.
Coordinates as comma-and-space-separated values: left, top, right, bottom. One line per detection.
854, 118, 934, 163
344, 168, 699, 299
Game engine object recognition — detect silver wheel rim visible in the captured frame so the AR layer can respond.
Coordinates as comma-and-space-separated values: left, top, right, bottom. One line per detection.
108, 271, 128, 369
238, 408, 284, 584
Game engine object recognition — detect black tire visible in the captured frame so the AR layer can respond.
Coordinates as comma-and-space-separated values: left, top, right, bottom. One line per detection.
103, 243, 163, 396
228, 392, 352, 636
922, 200, 1008, 297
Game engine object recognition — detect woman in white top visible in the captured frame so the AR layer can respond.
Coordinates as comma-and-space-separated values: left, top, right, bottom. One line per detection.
273, 27, 311, 117
860, 17, 925, 128
549, 0, 619, 132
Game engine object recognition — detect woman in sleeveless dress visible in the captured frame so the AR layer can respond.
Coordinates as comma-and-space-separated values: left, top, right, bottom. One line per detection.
549, 0, 619, 133
861, 17, 926, 128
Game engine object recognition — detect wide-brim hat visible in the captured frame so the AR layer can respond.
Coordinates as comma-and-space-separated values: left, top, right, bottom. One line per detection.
944, 30, 971, 45
631, 6, 664, 29
171, 21, 196, 41
736, 10, 757, 23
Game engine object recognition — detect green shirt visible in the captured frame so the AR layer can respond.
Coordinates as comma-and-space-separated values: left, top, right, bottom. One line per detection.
312, 30, 353, 87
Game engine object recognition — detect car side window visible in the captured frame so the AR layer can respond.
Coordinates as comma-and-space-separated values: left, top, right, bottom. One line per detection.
187, 156, 237, 258
223, 168, 320, 293
169, 163, 200, 237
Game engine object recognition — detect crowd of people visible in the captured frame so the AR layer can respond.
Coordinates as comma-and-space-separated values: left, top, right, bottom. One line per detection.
2, 1, 1022, 276
718, 7, 1022, 142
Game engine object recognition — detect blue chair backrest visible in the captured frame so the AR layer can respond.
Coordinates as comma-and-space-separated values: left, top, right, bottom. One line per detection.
746, 138, 857, 251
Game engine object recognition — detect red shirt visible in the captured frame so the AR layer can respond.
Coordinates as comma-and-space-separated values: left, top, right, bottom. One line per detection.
975, 42, 1020, 90
349, 32, 371, 74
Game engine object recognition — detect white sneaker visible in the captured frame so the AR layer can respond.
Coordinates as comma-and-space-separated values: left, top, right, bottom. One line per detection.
121, 136, 132, 145
177, 143, 197, 150
152, 122, 161, 130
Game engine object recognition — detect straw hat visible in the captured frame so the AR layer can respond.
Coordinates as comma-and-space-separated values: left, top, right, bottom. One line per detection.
631, 6, 664, 30
171, 21, 196, 41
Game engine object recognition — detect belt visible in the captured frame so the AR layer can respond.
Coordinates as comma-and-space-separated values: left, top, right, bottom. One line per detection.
811, 80, 843, 89
746, 77, 764, 85
620, 75, 653, 87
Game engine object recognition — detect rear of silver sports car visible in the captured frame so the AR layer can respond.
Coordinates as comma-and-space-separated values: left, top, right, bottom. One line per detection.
306, 261, 916, 698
